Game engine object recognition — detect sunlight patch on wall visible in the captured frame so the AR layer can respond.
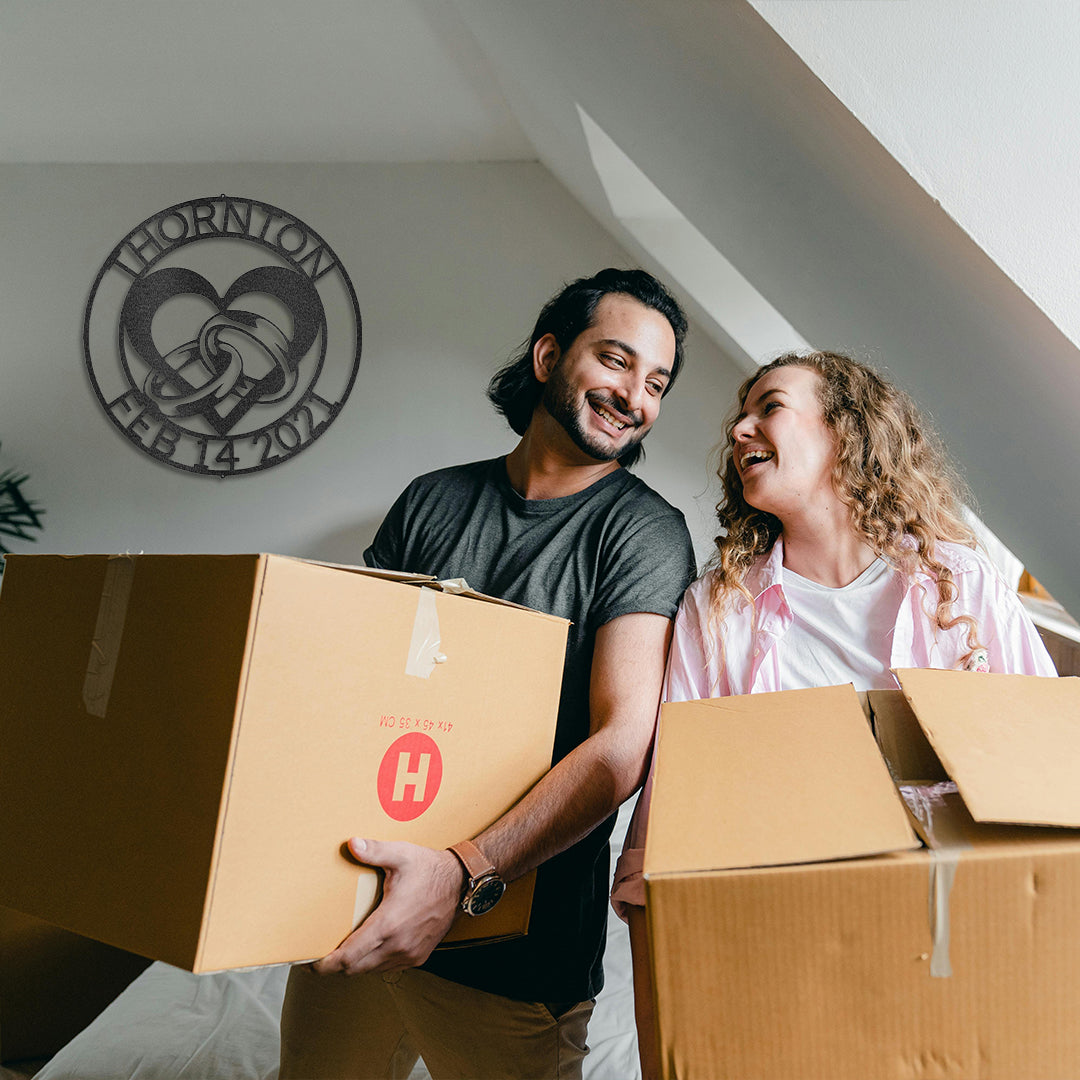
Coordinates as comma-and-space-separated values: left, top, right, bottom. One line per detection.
577, 104, 809, 369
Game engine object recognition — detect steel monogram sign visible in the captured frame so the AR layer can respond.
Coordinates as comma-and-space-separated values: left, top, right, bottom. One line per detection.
83, 195, 362, 475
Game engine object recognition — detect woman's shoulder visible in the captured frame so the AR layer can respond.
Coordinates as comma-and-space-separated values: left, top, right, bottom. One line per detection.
931, 539, 1002, 579
676, 572, 714, 624
678, 561, 763, 629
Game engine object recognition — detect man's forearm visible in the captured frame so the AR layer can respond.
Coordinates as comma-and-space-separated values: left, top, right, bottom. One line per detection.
473, 611, 673, 881
475, 724, 646, 883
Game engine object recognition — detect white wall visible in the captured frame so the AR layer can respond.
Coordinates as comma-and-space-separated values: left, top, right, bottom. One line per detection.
751, 0, 1080, 351
0, 162, 742, 571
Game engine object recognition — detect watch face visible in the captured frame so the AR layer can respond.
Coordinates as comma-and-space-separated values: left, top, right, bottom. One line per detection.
466, 874, 506, 916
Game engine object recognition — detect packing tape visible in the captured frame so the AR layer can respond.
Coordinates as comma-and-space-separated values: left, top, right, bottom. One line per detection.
436, 577, 469, 594
900, 783, 971, 979
928, 852, 962, 978
405, 587, 447, 678
82, 555, 136, 718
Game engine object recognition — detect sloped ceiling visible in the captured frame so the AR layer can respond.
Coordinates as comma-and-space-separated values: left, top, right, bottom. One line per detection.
451, 0, 1079, 617
1, 0, 1076, 614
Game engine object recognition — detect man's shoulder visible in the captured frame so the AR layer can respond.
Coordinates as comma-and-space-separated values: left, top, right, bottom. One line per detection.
366, 459, 502, 571
388, 458, 502, 513
398, 458, 499, 494
592, 471, 696, 585
599, 469, 691, 533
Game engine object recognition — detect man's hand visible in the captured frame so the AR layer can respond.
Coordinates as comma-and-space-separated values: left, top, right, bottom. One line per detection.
312, 838, 464, 976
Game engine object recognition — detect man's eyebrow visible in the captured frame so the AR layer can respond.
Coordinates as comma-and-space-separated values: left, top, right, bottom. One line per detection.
595, 337, 638, 357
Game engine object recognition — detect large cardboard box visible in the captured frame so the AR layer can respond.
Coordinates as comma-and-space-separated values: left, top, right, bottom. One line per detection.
645, 671, 1080, 1080
0, 553, 567, 973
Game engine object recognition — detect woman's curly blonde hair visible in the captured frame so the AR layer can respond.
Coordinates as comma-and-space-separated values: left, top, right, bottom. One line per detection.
708, 351, 981, 652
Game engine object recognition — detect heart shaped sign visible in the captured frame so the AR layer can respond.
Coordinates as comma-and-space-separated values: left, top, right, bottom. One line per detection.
84, 195, 361, 475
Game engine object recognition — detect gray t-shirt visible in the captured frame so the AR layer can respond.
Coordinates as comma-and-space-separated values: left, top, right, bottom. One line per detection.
364, 457, 695, 1003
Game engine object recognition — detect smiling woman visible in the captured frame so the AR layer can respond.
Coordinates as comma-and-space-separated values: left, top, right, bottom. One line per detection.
715, 352, 972, 608
612, 349, 1057, 1080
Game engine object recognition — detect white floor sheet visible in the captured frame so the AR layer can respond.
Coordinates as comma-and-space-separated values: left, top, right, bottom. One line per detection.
20, 804, 641, 1080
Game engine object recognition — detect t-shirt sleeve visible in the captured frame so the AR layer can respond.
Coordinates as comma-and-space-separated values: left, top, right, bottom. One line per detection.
590, 497, 697, 628
363, 484, 413, 570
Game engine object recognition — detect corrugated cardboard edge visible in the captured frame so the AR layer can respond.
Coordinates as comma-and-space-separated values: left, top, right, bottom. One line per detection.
193, 554, 268, 973
279, 555, 569, 621
279, 555, 434, 585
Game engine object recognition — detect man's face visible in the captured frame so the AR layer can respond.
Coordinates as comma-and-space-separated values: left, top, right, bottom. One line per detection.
538, 294, 676, 463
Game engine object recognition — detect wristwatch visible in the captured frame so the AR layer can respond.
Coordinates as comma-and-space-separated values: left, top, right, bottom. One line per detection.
448, 839, 506, 917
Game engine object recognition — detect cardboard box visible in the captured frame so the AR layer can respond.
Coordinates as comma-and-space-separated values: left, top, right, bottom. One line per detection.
0, 906, 150, 1064
0, 553, 567, 973
645, 671, 1080, 1080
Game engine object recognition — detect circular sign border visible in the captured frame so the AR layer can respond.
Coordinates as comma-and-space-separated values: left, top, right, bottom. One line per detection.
82, 194, 362, 477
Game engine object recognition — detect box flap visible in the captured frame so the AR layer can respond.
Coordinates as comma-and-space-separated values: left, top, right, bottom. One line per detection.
894, 669, 1080, 827
421, 579, 551, 614
275, 555, 435, 585
644, 684, 919, 877
275, 556, 566, 618
866, 689, 949, 784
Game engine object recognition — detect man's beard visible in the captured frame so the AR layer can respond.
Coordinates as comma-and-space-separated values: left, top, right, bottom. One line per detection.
541, 365, 647, 463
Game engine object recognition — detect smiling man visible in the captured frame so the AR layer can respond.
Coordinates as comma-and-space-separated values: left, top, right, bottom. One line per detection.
279, 268, 697, 1080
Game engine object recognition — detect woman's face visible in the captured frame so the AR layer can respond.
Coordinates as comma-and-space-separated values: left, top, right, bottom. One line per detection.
729, 365, 839, 522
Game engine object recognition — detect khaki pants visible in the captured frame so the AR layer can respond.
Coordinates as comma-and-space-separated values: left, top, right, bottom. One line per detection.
279, 964, 595, 1080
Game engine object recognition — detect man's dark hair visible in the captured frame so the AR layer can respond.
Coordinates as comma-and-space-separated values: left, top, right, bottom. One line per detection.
486, 268, 688, 468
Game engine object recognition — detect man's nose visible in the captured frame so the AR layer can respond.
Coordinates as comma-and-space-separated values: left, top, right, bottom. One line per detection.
612, 373, 646, 417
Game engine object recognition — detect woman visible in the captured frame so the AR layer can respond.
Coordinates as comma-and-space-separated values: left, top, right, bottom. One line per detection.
611, 351, 1056, 1079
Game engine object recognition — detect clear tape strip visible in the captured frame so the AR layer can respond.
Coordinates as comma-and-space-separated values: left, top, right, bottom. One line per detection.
900, 782, 971, 979
928, 851, 963, 978
404, 587, 446, 678
82, 555, 136, 718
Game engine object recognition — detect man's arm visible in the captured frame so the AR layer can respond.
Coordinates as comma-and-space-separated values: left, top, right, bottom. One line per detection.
313, 610, 673, 975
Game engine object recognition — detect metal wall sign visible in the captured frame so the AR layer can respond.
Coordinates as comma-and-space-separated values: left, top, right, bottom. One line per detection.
83, 195, 362, 476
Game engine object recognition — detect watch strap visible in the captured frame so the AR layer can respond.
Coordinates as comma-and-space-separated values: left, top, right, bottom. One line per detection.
448, 839, 496, 883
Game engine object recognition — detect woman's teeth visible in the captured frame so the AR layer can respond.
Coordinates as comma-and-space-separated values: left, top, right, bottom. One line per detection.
740, 449, 774, 469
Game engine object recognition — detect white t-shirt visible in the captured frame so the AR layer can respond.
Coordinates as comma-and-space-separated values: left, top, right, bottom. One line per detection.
778, 557, 904, 691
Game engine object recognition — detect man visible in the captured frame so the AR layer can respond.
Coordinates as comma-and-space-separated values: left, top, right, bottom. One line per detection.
280, 268, 697, 1080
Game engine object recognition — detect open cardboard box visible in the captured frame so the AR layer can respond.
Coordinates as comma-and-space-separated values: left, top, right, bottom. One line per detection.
0, 553, 568, 973
645, 670, 1080, 1080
